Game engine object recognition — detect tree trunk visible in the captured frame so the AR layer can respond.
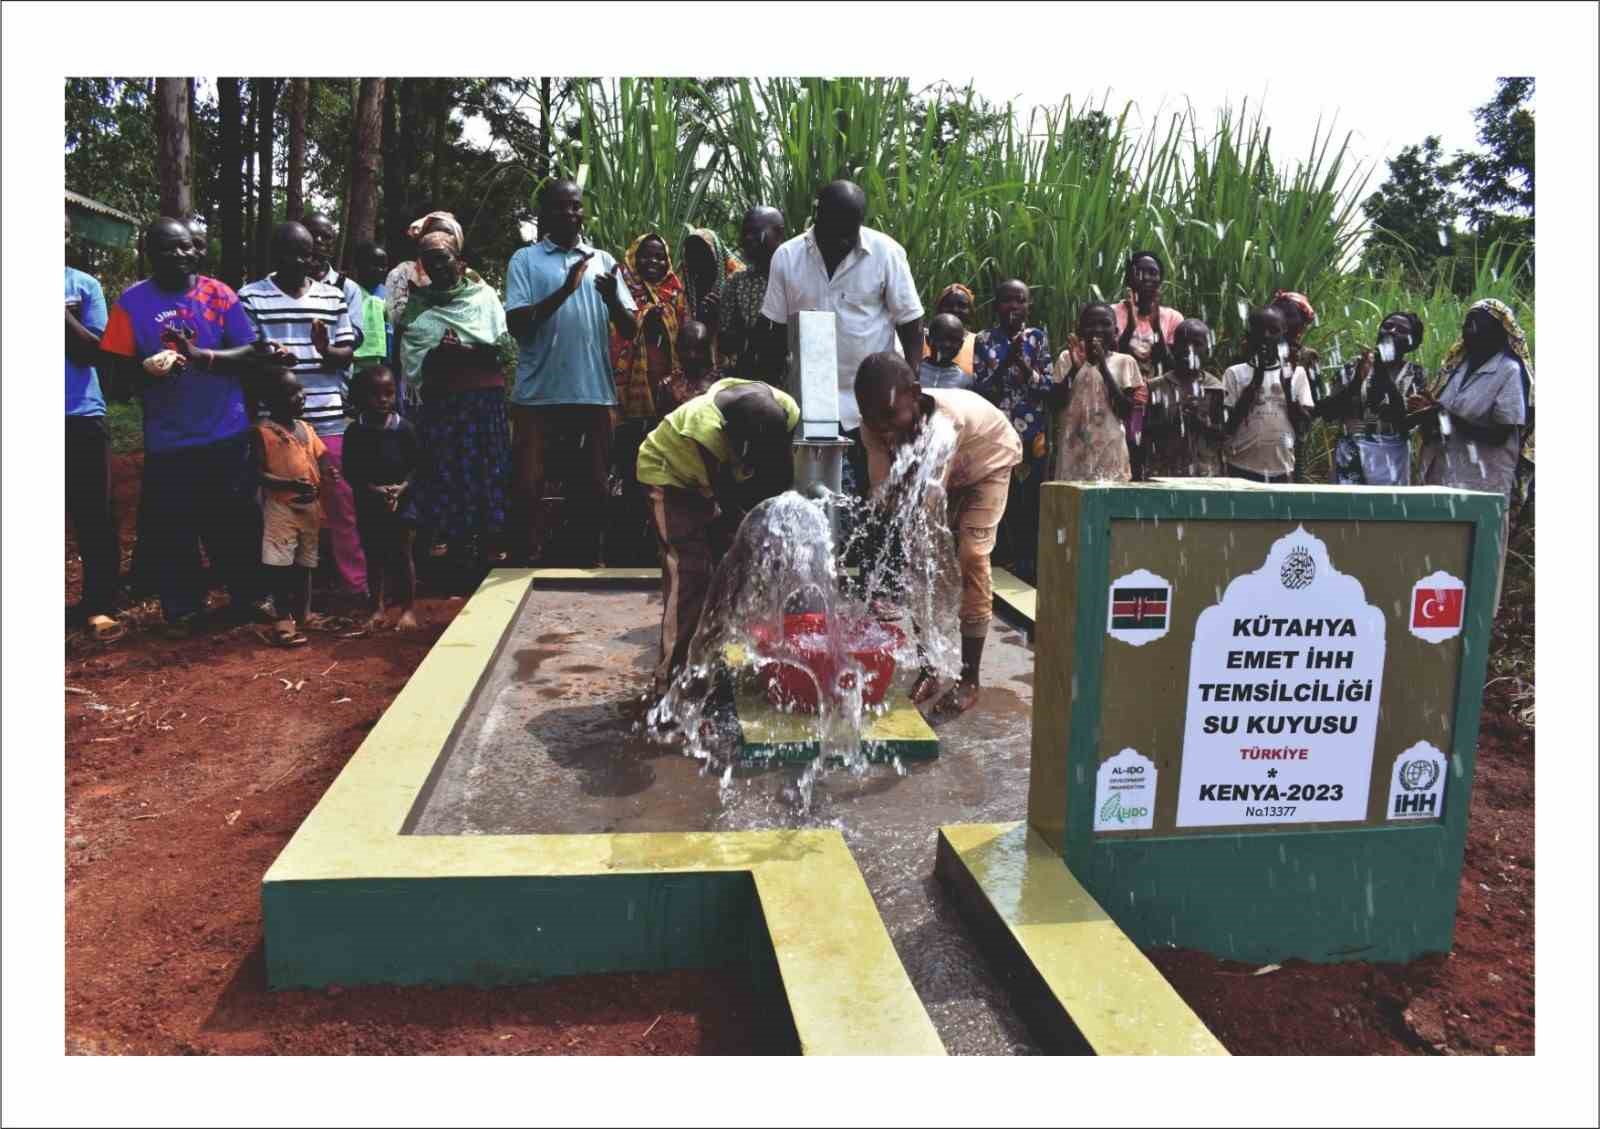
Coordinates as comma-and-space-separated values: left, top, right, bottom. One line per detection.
429, 78, 449, 208
396, 78, 418, 239
332, 79, 357, 268
344, 78, 386, 270
218, 78, 244, 288
186, 79, 198, 215
540, 76, 552, 178
286, 78, 309, 220
243, 83, 257, 279
155, 78, 192, 218
254, 77, 278, 277
382, 79, 403, 252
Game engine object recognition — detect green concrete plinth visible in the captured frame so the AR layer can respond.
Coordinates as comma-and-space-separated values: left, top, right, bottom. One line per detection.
1028, 481, 1504, 965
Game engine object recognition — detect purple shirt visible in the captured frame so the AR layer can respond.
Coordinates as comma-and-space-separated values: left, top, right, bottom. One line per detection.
101, 275, 258, 452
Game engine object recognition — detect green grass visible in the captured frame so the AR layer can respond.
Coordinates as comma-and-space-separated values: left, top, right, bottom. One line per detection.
105, 400, 143, 455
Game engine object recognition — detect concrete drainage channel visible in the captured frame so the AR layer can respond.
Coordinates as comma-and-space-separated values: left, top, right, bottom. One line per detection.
262, 568, 1222, 1055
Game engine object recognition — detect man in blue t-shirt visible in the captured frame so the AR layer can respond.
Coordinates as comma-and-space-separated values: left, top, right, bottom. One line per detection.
99, 216, 273, 633
503, 178, 637, 565
65, 215, 122, 639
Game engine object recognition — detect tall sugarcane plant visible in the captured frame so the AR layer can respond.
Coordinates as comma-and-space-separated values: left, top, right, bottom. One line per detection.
537, 77, 1529, 373
550, 78, 723, 260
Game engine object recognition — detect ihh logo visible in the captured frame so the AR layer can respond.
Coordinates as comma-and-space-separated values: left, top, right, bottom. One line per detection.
1391, 791, 1438, 817
1386, 742, 1447, 822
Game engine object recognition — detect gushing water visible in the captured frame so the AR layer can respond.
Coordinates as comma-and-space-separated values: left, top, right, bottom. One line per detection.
646, 416, 963, 808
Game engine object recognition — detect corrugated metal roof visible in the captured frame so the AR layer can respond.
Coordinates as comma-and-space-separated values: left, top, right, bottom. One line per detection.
65, 189, 140, 226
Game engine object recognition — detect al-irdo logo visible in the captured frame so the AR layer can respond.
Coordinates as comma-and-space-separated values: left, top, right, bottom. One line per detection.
1099, 793, 1149, 825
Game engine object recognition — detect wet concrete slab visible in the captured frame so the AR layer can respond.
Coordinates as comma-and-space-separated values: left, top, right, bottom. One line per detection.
410, 586, 1043, 1054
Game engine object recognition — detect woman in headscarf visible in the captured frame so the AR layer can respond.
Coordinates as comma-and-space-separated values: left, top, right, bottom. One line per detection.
679, 227, 743, 345
399, 229, 514, 586
1414, 298, 1533, 610
612, 233, 690, 417
609, 233, 689, 564
384, 210, 466, 342
922, 283, 978, 376
1314, 311, 1425, 486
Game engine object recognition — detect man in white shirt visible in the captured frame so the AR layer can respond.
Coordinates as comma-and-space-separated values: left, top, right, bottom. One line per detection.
1221, 306, 1314, 483
760, 180, 924, 493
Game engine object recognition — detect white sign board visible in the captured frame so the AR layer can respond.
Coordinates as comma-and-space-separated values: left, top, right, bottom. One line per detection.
1176, 527, 1387, 828
1094, 748, 1157, 832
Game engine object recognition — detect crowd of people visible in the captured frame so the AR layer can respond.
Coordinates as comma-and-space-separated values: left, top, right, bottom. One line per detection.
65, 175, 1532, 711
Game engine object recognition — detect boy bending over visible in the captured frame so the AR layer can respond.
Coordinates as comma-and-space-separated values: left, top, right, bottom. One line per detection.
855, 352, 1021, 715
636, 378, 799, 697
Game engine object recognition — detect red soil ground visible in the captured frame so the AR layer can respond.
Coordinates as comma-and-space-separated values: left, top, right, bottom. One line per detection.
64, 453, 1533, 1055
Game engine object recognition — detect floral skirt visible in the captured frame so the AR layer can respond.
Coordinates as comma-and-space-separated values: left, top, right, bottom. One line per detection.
414, 387, 511, 543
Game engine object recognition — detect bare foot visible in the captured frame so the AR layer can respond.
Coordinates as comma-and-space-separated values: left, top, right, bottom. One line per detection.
394, 609, 420, 632
910, 668, 941, 705
364, 611, 387, 633
933, 680, 980, 716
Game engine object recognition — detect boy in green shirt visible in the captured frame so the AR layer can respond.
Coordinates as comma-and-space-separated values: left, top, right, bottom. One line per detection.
352, 241, 392, 379
636, 378, 799, 696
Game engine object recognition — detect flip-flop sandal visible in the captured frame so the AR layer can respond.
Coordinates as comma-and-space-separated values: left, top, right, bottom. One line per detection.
86, 616, 127, 642
910, 670, 941, 705
265, 620, 305, 646
306, 614, 359, 634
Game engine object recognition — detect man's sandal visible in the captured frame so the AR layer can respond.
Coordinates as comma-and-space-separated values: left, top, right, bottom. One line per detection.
270, 622, 309, 647
86, 615, 126, 643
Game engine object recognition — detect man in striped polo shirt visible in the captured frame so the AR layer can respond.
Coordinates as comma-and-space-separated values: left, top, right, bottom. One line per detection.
305, 213, 368, 354
240, 222, 364, 598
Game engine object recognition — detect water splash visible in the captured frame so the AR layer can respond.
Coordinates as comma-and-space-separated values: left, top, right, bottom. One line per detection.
646, 417, 962, 807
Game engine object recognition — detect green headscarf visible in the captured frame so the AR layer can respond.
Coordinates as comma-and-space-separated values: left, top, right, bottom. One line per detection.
680, 227, 743, 324
397, 268, 512, 387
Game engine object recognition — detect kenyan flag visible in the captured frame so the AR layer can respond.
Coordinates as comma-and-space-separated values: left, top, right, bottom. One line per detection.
1111, 587, 1168, 630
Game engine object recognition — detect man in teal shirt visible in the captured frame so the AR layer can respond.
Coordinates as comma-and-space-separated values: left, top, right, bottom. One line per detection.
65, 215, 121, 639
504, 178, 637, 564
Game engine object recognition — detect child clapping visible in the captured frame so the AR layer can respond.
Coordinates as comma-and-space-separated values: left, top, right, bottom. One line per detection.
1050, 303, 1145, 482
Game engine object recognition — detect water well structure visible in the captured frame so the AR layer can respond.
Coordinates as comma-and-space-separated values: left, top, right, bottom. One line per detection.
259, 311, 1502, 1053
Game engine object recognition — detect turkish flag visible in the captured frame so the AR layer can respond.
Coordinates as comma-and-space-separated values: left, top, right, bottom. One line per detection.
1412, 587, 1464, 629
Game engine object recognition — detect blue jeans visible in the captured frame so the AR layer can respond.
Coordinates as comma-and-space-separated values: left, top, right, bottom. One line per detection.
142, 432, 263, 622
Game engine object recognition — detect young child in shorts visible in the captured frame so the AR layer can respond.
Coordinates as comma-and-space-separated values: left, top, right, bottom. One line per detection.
251, 370, 340, 646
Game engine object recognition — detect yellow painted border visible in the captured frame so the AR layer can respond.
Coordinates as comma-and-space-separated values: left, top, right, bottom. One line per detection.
937, 822, 1227, 1056
992, 567, 1038, 626
264, 568, 944, 1055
